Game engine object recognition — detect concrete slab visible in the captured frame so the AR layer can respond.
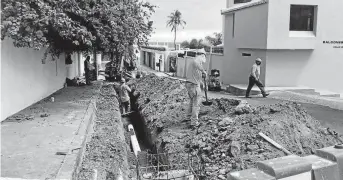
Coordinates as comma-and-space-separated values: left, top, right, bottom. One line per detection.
303, 155, 340, 180
316, 146, 343, 180
1, 83, 101, 179
228, 168, 275, 180
256, 155, 312, 179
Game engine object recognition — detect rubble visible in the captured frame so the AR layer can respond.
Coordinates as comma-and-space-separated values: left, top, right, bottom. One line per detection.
127, 74, 341, 179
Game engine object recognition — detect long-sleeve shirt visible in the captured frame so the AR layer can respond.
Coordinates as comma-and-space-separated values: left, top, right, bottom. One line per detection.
250, 63, 260, 79
120, 84, 131, 102
186, 57, 205, 85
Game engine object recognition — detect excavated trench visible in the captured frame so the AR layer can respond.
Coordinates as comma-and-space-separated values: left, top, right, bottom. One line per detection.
114, 84, 170, 178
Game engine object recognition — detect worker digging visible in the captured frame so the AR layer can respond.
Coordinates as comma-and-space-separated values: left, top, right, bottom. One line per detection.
184, 48, 208, 128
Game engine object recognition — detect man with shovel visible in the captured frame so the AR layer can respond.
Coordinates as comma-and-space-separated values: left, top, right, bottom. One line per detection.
184, 49, 208, 128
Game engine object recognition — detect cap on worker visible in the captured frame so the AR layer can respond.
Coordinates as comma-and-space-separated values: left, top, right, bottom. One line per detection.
197, 48, 206, 55
256, 58, 262, 62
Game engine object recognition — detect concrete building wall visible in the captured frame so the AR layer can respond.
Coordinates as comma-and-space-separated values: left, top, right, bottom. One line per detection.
218, 4, 268, 85
267, 0, 319, 49
265, 50, 313, 87
234, 4, 269, 49
266, 0, 343, 93
1, 40, 67, 121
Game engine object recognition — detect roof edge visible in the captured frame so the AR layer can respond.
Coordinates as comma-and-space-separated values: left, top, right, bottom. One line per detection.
221, 0, 268, 15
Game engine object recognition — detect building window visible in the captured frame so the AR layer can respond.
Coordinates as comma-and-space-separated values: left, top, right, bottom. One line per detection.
289, 5, 315, 31
242, 53, 251, 57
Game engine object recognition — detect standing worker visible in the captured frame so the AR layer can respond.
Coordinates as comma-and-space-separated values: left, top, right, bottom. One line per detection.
184, 49, 207, 128
246, 58, 269, 98
84, 56, 91, 85
120, 78, 132, 114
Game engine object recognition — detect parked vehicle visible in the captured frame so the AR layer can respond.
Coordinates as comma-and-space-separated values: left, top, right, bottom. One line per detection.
207, 69, 222, 91
104, 61, 120, 81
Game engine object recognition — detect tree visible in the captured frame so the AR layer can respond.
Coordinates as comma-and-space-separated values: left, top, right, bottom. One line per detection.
180, 40, 190, 48
1, 0, 155, 66
166, 10, 186, 50
189, 39, 198, 49
205, 32, 223, 46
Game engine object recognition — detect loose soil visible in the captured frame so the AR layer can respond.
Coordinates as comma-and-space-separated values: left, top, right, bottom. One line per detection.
78, 83, 130, 180
127, 74, 342, 179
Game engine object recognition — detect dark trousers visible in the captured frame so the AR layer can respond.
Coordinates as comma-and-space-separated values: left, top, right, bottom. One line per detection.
85, 70, 91, 85
246, 76, 266, 97
122, 101, 129, 114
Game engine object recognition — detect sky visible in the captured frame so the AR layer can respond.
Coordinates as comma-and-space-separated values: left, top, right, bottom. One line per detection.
145, 0, 226, 42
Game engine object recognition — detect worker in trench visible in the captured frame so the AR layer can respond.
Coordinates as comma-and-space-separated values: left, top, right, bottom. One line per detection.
119, 78, 132, 114
245, 58, 270, 98
184, 49, 207, 128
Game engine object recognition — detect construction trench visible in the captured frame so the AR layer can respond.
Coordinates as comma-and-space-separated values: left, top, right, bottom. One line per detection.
77, 74, 343, 180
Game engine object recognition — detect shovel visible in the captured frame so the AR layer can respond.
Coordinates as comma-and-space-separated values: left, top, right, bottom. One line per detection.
202, 76, 212, 106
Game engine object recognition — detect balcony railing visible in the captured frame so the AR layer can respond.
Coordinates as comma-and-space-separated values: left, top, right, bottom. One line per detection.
205, 46, 224, 55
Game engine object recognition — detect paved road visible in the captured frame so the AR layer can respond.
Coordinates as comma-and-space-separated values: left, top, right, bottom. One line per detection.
206, 91, 343, 135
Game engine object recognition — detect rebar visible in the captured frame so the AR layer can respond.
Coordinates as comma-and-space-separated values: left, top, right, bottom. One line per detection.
137, 152, 203, 180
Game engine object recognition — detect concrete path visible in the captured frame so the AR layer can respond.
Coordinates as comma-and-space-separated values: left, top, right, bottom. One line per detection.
1, 82, 101, 179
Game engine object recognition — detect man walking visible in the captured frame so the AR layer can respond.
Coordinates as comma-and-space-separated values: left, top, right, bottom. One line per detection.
84, 56, 91, 85
184, 49, 207, 127
246, 58, 269, 98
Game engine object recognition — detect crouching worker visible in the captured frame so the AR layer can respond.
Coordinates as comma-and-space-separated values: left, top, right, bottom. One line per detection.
120, 78, 132, 114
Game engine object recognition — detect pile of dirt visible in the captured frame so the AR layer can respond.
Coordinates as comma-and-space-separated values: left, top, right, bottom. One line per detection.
78, 84, 130, 180
128, 74, 341, 179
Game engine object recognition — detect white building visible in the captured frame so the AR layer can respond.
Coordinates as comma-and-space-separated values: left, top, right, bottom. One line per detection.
1, 39, 89, 121
208, 0, 343, 95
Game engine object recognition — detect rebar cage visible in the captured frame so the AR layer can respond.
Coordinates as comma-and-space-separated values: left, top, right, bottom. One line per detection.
135, 152, 205, 180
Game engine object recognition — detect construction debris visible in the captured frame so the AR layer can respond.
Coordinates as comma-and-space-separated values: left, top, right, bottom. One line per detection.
128, 74, 342, 179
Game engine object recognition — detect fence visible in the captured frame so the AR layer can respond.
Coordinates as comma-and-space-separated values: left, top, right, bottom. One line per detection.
204, 46, 224, 55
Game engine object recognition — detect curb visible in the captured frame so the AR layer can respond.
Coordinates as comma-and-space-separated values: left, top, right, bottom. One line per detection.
55, 83, 102, 180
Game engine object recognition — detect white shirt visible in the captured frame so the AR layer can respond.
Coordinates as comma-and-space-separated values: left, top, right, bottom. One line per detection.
250, 63, 260, 79
186, 56, 205, 85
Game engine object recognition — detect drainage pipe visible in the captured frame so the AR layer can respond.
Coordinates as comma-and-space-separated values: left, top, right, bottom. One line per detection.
128, 124, 142, 157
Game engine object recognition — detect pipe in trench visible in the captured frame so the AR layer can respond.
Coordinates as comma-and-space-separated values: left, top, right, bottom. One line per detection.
128, 124, 142, 157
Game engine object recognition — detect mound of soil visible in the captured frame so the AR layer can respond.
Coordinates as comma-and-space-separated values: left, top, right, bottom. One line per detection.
78, 84, 130, 180
128, 74, 340, 179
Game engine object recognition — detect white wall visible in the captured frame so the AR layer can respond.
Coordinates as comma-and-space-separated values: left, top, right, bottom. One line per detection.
265, 50, 313, 86
220, 4, 268, 85
233, 4, 269, 49
1, 39, 67, 121
266, 0, 343, 93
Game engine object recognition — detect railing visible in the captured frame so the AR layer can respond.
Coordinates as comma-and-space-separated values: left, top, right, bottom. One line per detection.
204, 46, 224, 55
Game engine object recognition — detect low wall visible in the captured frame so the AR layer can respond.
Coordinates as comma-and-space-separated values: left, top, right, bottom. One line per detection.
1, 39, 67, 121
228, 145, 343, 180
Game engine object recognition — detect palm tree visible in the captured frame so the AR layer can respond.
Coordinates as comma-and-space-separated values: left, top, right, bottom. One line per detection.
166, 10, 186, 50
